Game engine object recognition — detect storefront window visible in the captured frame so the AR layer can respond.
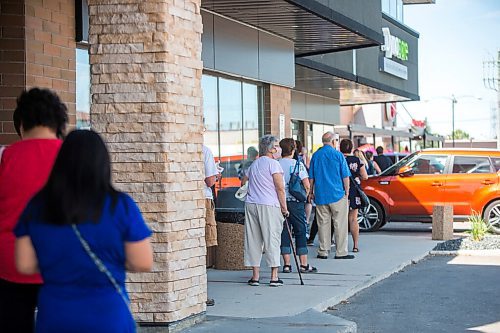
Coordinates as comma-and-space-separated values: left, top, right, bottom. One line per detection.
76, 48, 90, 129
311, 123, 334, 153
202, 75, 219, 157
242, 83, 260, 161
202, 74, 262, 189
381, 0, 404, 23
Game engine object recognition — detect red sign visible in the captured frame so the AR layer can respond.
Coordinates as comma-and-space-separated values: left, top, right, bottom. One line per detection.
412, 119, 425, 128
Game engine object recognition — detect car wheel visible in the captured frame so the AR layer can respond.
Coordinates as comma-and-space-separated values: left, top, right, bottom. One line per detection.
358, 199, 384, 232
483, 200, 500, 235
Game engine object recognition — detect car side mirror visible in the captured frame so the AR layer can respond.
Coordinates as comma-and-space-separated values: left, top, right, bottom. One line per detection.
398, 166, 414, 177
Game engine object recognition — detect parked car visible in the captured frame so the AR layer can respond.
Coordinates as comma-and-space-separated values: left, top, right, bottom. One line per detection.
384, 152, 409, 165
359, 149, 500, 234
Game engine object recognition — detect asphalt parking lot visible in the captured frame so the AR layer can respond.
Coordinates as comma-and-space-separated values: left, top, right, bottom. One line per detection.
329, 254, 500, 333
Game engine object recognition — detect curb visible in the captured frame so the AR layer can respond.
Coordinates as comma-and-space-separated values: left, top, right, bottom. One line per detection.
430, 250, 500, 256
313, 250, 431, 313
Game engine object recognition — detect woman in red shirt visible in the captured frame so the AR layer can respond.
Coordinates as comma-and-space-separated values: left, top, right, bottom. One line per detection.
0, 88, 68, 333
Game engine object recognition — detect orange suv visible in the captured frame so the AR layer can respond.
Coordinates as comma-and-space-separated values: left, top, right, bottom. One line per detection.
359, 149, 500, 233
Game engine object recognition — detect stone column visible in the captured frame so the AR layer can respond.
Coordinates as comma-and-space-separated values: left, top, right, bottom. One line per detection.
264, 84, 291, 138
432, 205, 453, 240
0, 0, 76, 145
88, 0, 206, 327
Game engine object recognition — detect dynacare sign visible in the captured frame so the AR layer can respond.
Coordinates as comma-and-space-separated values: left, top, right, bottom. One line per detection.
381, 27, 408, 61
380, 57, 408, 80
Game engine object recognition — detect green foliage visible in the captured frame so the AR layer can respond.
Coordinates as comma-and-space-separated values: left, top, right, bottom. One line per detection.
467, 211, 490, 241
448, 129, 470, 140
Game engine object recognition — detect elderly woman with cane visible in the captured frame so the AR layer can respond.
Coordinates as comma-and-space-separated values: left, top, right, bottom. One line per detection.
278, 138, 317, 274
244, 135, 288, 287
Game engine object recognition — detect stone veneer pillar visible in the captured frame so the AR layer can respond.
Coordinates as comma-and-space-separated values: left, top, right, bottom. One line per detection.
0, 0, 76, 145
264, 84, 291, 139
87, 0, 206, 327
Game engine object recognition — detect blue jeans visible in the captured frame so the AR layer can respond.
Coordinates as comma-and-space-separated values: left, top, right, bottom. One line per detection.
281, 201, 308, 256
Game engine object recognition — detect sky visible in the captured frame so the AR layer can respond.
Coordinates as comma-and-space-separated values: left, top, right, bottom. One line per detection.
399, 0, 500, 140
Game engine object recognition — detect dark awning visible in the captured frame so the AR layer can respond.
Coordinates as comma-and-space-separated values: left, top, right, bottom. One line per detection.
201, 0, 383, 56
334, 125, 414, 138
295, 58, 418, 105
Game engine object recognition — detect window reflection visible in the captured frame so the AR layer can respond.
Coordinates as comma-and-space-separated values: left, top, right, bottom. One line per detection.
202, 75, 219, 157
202, 74, 262, 189
311, 123, 334, 153
219, 78, 243, 188
76, 48, 90, 129
381, 0, 404, 22
242, 83, 260, 161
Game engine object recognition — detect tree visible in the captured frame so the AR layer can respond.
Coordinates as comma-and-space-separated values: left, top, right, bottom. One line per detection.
448, 129, 470, 140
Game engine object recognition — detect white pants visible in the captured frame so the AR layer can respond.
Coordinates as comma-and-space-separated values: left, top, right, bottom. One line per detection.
244, 203, 283, 267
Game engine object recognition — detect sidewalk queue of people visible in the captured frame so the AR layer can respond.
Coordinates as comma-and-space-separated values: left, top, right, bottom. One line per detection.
0, 88, 380, 330
0, 88, 153, 333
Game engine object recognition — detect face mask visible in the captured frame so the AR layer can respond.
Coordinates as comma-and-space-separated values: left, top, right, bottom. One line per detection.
272, 146, 282, 159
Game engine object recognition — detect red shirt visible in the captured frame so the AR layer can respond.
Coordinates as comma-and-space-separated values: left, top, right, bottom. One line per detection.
0, 138, 62, 284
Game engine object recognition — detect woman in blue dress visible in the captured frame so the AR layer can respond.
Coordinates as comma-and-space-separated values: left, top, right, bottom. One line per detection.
14, 129, 153, 333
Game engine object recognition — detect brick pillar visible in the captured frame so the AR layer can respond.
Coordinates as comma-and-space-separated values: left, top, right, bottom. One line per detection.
264, 84, 291, 139
0, 0, 76, 145
0, 0, 25, 144
88, 0, 206, 327
25, 0, 76, 125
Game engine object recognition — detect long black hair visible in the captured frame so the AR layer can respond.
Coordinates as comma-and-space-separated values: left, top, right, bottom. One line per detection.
14, 88, 68, 138
39, 129, 118, 225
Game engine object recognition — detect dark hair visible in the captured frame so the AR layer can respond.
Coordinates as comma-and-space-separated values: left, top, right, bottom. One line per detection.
340, 139, 353, 154
365, 151, 374, 160
293, 140, 303, 160
14, 88, 68, 138
38, 130, 118, 225
280, 138, 296, 157
295, 140, 303, 153
376, 146, 384, 155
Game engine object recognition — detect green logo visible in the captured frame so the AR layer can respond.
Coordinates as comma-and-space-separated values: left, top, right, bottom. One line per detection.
382, 27, 409, 62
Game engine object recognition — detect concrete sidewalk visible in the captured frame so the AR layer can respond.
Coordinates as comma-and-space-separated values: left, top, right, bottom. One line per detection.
205, 231, 439, 319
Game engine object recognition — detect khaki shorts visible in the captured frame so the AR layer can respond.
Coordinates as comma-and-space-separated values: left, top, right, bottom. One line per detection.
205, 199, 217, 247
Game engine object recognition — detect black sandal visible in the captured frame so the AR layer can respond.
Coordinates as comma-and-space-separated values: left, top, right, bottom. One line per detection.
282, 265, 292, 273
247, 279, 260, 286
353, 247, 359, 253
300, 264, 318, 273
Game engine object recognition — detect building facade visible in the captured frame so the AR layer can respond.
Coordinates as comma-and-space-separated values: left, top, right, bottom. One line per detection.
0, 0, 430, 329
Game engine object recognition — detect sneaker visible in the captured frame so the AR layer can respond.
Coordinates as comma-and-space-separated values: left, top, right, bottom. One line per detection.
334, 255, 355, 259
316, 254, 328, 259
307, 239, 314, 246
206, 298, 215, 306
269, 279, 284, 287
248, 279, 260, 286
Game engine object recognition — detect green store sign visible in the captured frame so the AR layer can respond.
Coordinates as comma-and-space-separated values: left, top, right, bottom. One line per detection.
381, 27, 409, 61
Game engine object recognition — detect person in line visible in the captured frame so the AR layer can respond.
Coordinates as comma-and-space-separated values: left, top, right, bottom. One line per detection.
364, 151, 382, 176
244, 135, 288, 287
278, 138, 317, 273
239, 146, 258, 183
340, 139, 368, 252
308, 132, 353, 260
294, 140, 310, 170
294, 140, 312, 237
203, 144, 218, 306
353, 149, 368, 170
15, 129, 153, 332
374, 146, 393, 172
0, 88, 68, 333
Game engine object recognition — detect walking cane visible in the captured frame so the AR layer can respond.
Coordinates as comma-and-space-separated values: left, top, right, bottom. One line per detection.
284, 217, 304, 286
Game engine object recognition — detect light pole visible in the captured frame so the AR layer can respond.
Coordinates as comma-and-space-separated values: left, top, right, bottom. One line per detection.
449, 95, 481, 147
451, 94, 457, 147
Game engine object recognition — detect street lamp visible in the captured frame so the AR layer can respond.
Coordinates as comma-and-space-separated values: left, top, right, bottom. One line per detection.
450, 95, 482, 147
451, 94, 457, 147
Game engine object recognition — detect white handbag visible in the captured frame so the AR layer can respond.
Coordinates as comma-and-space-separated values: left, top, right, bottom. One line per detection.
234, 182, 248, 202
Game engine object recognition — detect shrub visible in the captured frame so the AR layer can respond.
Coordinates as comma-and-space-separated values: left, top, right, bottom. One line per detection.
468, 211, 490, 241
